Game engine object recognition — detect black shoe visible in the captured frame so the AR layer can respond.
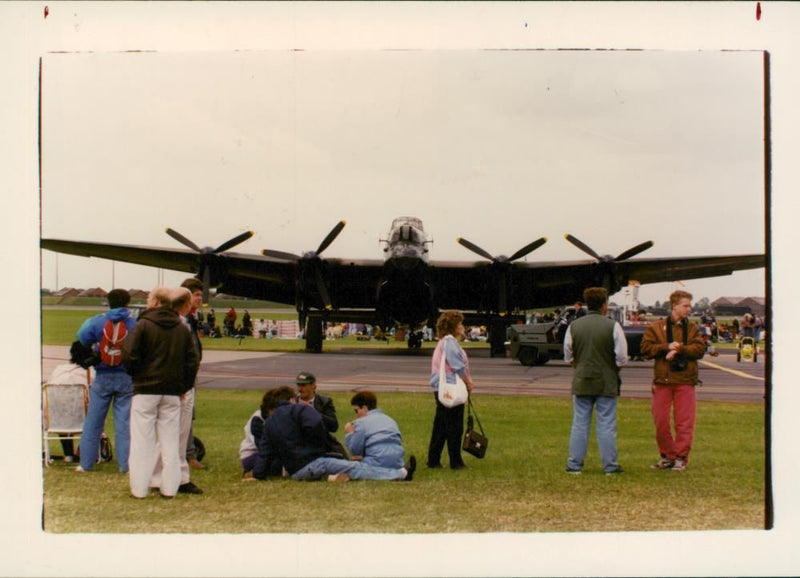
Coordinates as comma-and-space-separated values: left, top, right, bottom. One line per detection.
403, 455, 417, 482
450, 463, 466, 470
427, 462, 442, 469
178, 482, 204, 494
604, 466, 624, 476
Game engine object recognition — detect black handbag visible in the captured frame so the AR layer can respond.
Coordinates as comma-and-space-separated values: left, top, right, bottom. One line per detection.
462, 397, 488, 459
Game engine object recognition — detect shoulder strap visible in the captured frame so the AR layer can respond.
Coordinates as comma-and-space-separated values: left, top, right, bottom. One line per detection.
467, 397, 485, 435
438, 339, 447, 374
666, 318, 688, 345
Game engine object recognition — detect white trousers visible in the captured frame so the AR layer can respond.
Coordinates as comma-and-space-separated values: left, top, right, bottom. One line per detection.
150, 388, 194, 487
129, 394, 181, 498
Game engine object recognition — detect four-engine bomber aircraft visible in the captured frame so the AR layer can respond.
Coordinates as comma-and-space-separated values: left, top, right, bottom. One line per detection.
41, 217, 765, 355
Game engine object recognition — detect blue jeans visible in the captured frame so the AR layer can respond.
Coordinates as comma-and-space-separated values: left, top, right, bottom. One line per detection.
567, 395, 619, 473
79, 371, 133, 472
292, 457, 404, 481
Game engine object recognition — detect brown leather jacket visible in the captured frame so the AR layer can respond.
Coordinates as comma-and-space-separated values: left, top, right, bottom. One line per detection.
640, 317, 706, 385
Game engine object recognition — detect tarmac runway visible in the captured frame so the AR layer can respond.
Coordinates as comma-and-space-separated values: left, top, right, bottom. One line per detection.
41, 345, 766, 403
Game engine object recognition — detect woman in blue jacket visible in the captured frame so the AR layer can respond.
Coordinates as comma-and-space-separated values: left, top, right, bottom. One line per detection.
427, 310, 475, 470
345, 391, 405, 470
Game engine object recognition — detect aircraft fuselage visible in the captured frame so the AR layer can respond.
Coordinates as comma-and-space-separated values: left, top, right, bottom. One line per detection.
378, 217, 434, 327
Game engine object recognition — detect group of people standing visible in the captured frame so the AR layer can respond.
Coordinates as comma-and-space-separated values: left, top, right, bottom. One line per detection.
564, 287, 706, 474
68, 285, 710, 496
74, 279, 207, 499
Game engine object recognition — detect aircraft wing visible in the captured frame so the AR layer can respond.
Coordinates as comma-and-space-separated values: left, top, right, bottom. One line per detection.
428, 253, 766, 311
612, 254, 766, 286
42, 237, 765, 312
42, 239, 208, 275
40, 238, 387, 306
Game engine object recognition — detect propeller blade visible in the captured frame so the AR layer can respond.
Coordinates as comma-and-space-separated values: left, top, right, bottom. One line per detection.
615, 240, 654, 262
165, 228, 202, 253
564, 234, 602, 261
261, 249, 302, 261
457, 238, 494, 262
316, 220, 346, 256
314, 269, 333, 310
508, 237, 548, 262
214, 231, 254, 254
201, 268, 211, 305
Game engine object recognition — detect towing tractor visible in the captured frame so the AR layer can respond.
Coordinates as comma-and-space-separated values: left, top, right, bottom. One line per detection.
509, 306, 646, 366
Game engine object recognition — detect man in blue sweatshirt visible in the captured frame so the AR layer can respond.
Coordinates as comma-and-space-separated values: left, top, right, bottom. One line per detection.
75, 289, 137, 473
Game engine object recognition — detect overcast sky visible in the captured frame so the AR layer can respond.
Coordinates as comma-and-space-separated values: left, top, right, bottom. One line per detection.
40, 48, 766, 306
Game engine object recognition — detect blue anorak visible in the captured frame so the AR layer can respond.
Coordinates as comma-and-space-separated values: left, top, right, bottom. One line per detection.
77, 307, 137, 373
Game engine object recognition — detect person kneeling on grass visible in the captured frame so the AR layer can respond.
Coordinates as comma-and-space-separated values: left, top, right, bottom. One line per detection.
345, 391, 411, 474
252, 386, 416, 483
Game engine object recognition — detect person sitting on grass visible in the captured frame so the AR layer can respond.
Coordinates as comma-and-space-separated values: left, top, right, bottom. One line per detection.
345, 391, 409, 473
239, 390, 272, 477
252, 386, 415, 483
295, 371, 348, 458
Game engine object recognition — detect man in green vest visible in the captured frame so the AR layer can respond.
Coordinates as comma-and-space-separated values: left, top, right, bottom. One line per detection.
563, 287, 628, 475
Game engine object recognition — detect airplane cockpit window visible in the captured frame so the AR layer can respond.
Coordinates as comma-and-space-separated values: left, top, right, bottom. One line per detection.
388, 220, 426, 246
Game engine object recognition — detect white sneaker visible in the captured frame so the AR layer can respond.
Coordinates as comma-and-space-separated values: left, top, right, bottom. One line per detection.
63, 456, 74, 463
327, 473, 350, 483
650, 457, 675, 470
671, 458, 687, 471
75, 465, 86, 472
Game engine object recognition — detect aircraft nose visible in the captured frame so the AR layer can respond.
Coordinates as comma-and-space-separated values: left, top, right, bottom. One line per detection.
394, 255, 423, 270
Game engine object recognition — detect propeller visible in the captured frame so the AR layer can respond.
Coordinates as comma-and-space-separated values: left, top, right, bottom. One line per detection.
564, 234, 653, 292
165, 228, 254, 304
261, 220, 346, 314
457, 236, 548, 314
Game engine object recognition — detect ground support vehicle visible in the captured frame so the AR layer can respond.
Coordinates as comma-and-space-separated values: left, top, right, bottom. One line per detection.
737, 336, 758, 362
509, 315, 647, 366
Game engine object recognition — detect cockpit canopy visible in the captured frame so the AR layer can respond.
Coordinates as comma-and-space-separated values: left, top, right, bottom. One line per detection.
383, 216, 429, 261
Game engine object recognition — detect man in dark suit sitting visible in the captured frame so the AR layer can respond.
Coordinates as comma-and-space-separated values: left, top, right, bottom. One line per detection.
295, 372, 348, 458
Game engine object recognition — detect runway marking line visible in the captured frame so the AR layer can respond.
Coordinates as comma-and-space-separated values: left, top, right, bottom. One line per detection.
698, 359, 763, 381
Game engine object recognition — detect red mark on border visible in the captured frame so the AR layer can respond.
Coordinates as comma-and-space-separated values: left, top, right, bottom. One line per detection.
44, 5, 49, 19
756, 2, 761, 21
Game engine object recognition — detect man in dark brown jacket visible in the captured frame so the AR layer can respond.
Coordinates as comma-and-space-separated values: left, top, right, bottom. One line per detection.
640, 290, 706, 472
123, 287, 200, 498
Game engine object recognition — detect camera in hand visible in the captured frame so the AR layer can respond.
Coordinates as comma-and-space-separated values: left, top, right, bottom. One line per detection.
669, 354, 688, 372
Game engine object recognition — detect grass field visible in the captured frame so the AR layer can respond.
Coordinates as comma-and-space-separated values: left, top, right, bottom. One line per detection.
40, 307, 767, 534
42, 390, 765, 534
41, 309, 487, 351
41, 295, 292, 310
41, 308, 747, 351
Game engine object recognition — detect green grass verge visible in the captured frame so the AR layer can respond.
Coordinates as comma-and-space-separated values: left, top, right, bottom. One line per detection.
41, 309, 485, 351
41, 295, 294, 310
40, 309, 755, 352
43, 391, 765, 533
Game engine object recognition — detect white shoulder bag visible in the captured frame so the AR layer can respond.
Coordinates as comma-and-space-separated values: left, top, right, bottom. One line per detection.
437, 336, 469, 408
